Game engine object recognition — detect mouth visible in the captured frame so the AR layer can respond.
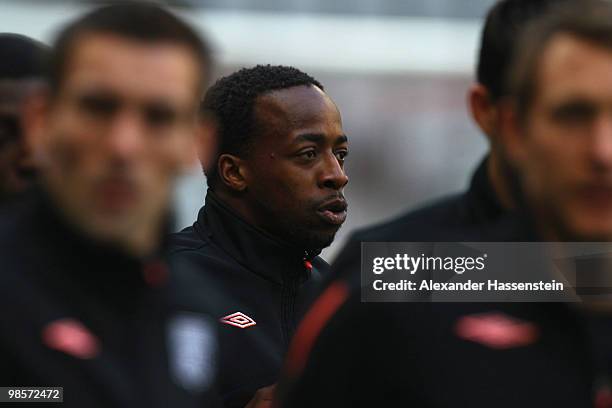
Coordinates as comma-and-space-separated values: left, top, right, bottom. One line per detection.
316, 198, 348, 226
96, 178, 138, 212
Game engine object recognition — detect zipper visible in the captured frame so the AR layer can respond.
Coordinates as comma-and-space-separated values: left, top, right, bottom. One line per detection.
280, 257, 312, 348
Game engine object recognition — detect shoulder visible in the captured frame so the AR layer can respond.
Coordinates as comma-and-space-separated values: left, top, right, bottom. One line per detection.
352, 192, 467, 243
330, 193, 468, 283
167, 224, 211, 255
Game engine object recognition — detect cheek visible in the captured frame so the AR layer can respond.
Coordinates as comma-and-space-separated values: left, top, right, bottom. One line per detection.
523, 122, 576, 190
250, 163, 309, 209
45, 133, 94, 179
147, 134, 192, 179
44, 108, 93, 171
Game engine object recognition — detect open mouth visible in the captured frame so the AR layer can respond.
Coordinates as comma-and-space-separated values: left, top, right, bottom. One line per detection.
316, 199, 348, 225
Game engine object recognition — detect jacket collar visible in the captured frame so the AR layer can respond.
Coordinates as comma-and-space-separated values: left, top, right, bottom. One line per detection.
194, 190, 317, 285
30, 186, 172, 295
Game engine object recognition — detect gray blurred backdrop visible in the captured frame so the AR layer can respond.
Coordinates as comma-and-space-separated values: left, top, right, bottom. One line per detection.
0, 0, 497, 260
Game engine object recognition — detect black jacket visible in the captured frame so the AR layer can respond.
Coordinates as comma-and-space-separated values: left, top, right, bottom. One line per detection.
276, 158, 610, 407
0, 190, 219, 408
168, 191, 328, 408
278, 297, 606, 407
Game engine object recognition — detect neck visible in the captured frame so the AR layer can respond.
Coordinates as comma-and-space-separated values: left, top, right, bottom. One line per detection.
122, 215, 163, 258
487, 152, 516, 211
44, 183, 165, 260
213, 188, 262, 228
210, 189, 308, 252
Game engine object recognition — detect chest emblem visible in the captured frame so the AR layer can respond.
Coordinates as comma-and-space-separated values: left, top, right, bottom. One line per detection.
220, 312, 256, 329
42, 318, 100, 359
167, 313, 216, 391
455, 312, 539, 349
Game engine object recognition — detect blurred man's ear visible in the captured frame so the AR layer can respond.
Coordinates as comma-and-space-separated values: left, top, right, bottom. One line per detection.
469, 83, 499, 141
195, 112, 218, 173
21, 88, 49, 168
218, 153, 248, 192
498, 99, 528, 170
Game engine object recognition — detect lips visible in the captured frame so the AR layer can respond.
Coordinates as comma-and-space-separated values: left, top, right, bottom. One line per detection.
96, 178, 138, 212
316, 198, 348, 226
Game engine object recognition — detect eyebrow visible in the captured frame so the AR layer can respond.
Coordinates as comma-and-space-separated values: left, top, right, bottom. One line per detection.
295, 133, 349, 144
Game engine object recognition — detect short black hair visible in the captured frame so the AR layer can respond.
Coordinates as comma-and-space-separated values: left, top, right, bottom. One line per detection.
0, 33, 49, 80
202, 64, 324, 189
49, 2, 212, 95
477, 0, 568, 101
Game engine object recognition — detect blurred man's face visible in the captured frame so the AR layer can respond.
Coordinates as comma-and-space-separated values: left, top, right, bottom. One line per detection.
245, 85, 349, 251
36, 33, 200, 253
511, 34, 612, 240
0, 81, 38, 198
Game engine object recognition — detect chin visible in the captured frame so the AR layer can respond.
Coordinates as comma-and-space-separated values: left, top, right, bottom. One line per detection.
299, 230, 337, 252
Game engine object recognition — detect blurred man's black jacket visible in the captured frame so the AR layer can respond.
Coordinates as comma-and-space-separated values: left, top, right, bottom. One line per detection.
0, 189, 219, 408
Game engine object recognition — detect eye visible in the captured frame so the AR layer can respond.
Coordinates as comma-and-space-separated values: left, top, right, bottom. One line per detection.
335, 149, 348, 162
144, 104, 178, 128
298, 149, 317, 160
552, 101, 596, 125
77, 93, 119, 119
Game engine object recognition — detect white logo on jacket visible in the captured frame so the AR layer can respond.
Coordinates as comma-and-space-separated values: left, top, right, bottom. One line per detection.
167, 312, 216, 392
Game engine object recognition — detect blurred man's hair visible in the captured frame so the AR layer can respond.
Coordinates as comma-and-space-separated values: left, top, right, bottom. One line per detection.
0, 33, 49, 81
49, 2, 212, 95
477, 0, 569, 101
509, 0, 612, 121
202, 64, 323, 189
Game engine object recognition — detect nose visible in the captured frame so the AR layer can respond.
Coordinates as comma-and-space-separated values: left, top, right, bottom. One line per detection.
320, 153, 349, 190
106, 110, 145, 161
590, 114, 612, 172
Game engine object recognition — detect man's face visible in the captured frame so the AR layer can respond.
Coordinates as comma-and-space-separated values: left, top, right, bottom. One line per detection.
37, 33, 200, 251
511, 34, 612, 240
0, 81, 38, 197
244, 85, 349, 252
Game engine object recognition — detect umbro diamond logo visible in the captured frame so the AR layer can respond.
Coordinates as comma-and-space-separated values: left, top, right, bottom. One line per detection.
220, 312, 256, 329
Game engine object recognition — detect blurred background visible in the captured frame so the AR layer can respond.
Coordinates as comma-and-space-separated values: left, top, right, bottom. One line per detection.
0, 0, 497, 260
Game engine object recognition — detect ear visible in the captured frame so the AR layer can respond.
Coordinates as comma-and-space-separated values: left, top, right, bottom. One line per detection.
498, 99, 528, 169
468, 83, 498, 141
21, 88, 50, 166
218, 153, 248, 192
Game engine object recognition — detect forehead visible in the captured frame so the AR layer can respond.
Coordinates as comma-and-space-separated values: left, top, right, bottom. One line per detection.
536, 33, 612, 103
254, 85, 341, 134
62, 32, 200, 103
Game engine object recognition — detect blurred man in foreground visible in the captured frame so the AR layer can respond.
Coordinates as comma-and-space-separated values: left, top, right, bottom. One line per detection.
169, 65, 349, 408
503, 0, 612, 243
275, 1, 612, 407
0, 4, 218, 407
0, 34, 48, 202
331, 0, 566, 276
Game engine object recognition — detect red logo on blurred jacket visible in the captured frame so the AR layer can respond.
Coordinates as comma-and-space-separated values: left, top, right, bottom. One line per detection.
455, 312, 538, 349
42, 318, 100, 359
